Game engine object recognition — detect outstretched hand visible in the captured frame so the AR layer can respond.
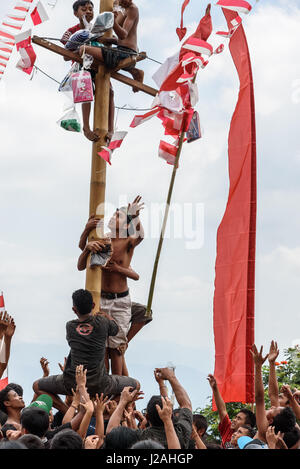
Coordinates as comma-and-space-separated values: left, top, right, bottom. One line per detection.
154, 368, 175, 382
207, 374, 217, 391
76, 364, 87, 388
155, 396, 173, 423
268, 341, 279, 363
95, 393, 109, 414
250, 345, 269, 366
127, 196, 144, 219
40, 357, 50, 378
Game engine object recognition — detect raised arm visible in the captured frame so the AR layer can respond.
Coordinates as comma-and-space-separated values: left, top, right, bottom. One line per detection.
106, 387, 143, 433
0, 313, 15, 379
251, 345, 269, 441
154, 370, 169, 398
156, 396, 181, 449
281, 385, 300, 421
94, 393, 109, 448
268, 341, 280, 407
102, 262, 140, 281
155, 368, 192, 411
128, 196, 145, 247
207, 374, 227, 423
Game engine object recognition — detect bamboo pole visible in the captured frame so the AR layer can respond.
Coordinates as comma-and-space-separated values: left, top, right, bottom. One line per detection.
85, 0, 114, 312
146, 127, 186, 317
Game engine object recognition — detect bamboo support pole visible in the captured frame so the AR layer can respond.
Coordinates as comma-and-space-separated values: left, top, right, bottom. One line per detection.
85, 0, 113, 312
146, 128, 186, 317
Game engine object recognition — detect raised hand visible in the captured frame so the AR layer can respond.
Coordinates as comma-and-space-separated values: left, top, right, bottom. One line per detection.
207, 374, 217, 390
5, 315, 16, 338
154, 367, 175, 382
71, 386, 81, 409
75, 364, 87, 388
155, 396, 173, 423
250, 344, 269, 366
58, 357, 67, 372
268, 341, 279, 363
154, 369, 165, 386
40, 357, 50, 378
281, 384, 294, 401
95, 393, 109, 414
85, 215, 102, 233
105, 399, 117, 416
127, 196, 144, 219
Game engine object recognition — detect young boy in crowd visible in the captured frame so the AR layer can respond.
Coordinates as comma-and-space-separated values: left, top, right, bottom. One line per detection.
77, 196, 145, 376
61, 1, 115, 143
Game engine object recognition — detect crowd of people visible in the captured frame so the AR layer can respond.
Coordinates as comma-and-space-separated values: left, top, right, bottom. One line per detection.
1, 303, 300, 450
0, 0, 299, 452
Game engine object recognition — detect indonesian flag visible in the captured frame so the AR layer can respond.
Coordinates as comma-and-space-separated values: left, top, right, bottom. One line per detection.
16, 41, 36, 75
181, 38, 213, 57
0, 292, 8, 390
98, 131, 127, 165
130, 106, 160, 128
14, 1, 32, 12
217, 14, 243, 38
15, 29, 32, 50
158, 140, 178, 165
216, 0, 252, 15
31, 1, 50, 26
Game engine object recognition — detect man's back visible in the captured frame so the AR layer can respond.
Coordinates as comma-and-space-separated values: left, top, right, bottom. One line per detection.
63, 315, 118, 394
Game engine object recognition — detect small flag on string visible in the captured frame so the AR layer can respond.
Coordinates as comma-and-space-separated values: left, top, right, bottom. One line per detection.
158, 140, 178, 165
98, 131, 127, 165
130, 107, 160, 128
31, 1, 50, 26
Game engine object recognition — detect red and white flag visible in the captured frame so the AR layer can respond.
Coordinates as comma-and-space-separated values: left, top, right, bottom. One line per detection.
130, 107, 160, 128
216, 0, 252, 15
0, 0, 34, 80
214, 44, 225, 54
31, 1, 50, 26
158, 140, 178, 165
181, 38, 213, 57
0, 292, 8, 391
176, 0, 191, 41
98, 131, 127, 165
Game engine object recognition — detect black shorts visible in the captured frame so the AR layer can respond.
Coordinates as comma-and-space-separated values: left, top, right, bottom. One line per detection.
131, 302, 153, 325
102, 45, 137, 70
38, 375, 69, 396
37, 374, 138, 398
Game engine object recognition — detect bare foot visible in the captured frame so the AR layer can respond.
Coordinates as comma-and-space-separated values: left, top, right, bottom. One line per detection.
129, 68, 144, 93
83, 127, 100, 142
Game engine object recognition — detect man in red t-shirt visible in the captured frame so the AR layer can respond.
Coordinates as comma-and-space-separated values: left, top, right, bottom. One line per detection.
207, 374, 256, 448
60, 1, 94, 46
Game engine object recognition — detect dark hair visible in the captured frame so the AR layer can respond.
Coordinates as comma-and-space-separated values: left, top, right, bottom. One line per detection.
283, 427, 300, 449
0, 409, 7, 426
19, 434, 45, 449
1, 423, 17, 438
273, 407, 296, 433
20, 408, 49, 438
131, 439, 164, 449
72, 289, 93, 316
238, 408, 256, 428
103, 427, 140, 449
50, 429, 83, 449
0, 440, 27, 449
0, 387, 12, 413
146, 396, 163, 427
73, 0, 94, 12
193, 414, 208, 434
240, 424, 256, 439
6, 383, 23, 397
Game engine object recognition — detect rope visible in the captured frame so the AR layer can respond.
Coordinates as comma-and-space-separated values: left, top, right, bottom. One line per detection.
32, 65, 153, 112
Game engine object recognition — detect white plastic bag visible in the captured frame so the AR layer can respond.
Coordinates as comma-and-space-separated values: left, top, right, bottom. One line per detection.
59, 63, 80, 93
57, 107, 81, 132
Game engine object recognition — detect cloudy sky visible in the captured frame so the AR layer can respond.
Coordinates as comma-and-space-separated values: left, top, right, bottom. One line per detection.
0, 0, 300, 409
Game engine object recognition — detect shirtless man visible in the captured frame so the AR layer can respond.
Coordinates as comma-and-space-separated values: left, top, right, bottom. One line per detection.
79, 0, 144, 91
77, 196, 145, 376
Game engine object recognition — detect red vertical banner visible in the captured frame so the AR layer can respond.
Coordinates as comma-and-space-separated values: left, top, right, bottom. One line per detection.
213, 8, 256, 406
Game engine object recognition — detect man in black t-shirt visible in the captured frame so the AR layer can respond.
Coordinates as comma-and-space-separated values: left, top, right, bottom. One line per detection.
33, 290, 139, 412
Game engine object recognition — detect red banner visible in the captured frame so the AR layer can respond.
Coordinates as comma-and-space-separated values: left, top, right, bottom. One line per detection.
213, 8, 256, 407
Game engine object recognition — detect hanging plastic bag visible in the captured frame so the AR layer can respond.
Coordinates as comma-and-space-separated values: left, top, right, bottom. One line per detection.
59, 62, 80, 93
71, 69, 94, 104
57, 107, 81, 132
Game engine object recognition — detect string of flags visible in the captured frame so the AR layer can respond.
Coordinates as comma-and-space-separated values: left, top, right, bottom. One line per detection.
128, 0, 255, 166
0, 0, 51, 80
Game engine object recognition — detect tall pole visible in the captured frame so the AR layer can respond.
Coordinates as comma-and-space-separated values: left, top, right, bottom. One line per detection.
85, 0, 113, 312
